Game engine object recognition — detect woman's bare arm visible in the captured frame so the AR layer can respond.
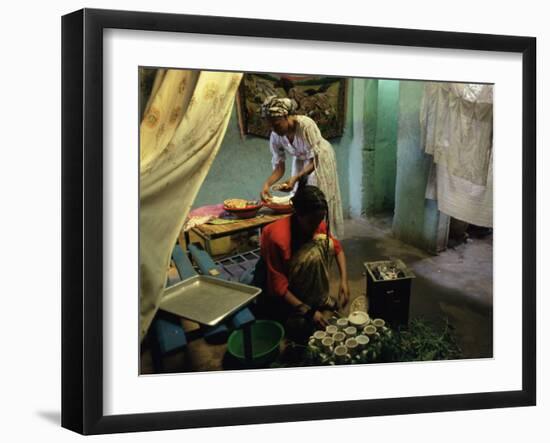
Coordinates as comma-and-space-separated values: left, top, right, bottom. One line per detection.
335, 249, 348, 283
335, 249, 350, 307
296, 161, 315, 179
262, 161, 285, 198
283, 289, 304, 308
280, 156, 316, 191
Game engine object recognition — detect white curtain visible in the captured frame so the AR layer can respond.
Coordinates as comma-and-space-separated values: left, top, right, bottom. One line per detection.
421, 83, 493, 227
139, 69, 243, 341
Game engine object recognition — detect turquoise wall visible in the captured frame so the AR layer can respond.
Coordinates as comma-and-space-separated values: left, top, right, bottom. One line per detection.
193, 90, 353, 218
193, 108, 274, 207
192, 78, 441, 253
373, 80, 400, 212
392, 81, 444, 253
348, 78, 365, 218
350, 78, 400, 217
361, 79, 378, 215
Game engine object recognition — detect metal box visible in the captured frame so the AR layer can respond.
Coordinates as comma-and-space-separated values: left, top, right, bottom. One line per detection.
364, 259, 415, 328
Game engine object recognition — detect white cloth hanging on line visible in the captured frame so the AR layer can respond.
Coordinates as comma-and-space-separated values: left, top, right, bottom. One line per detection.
421, 82, 493, 227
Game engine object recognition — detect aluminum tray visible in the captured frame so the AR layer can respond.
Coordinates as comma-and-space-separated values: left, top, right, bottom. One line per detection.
159, 275, 261, 326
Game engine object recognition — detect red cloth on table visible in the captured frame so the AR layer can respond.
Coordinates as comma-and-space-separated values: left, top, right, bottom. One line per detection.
260, 216, 342, 298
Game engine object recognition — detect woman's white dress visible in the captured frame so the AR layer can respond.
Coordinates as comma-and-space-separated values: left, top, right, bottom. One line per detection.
269, 115, 344, 238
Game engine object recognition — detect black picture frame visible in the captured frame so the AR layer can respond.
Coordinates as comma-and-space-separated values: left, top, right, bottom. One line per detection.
61, 8, 536, 435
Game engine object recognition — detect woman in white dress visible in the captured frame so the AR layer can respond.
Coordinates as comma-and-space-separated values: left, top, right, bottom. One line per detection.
260, 95, 344, 238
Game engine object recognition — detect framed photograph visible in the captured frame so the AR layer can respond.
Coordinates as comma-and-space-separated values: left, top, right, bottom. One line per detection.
62, 8, 536, 435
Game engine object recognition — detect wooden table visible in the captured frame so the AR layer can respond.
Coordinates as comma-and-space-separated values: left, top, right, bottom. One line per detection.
185, 210, 290, 256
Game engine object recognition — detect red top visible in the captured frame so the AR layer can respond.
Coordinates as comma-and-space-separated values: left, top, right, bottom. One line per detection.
260, 216, 342, 298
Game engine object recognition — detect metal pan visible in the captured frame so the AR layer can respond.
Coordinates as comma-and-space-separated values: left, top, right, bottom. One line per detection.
160, 275, 261, 326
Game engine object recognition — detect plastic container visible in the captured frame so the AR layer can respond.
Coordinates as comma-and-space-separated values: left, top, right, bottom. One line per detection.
223, 202, 263, 219
227, 320, 284, 367
263, 201, 294, 214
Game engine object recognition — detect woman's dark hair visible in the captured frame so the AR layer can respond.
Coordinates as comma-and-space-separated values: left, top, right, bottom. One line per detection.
290, 177, 331, 256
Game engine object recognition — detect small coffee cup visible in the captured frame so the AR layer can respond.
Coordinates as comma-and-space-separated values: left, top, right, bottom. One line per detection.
344, 326, 357, 337
308, 339, 320, 354
336, 318, 349, 329
325, 325, 338, 336
355, 334, 370, 350
372, 318, 385, 329
333, 345, 350, 364
321, 336, 335, 352
313, 330, 327, 345
332, 331, 346, 344
345, 338, 359, 355
363, 325, 377, 338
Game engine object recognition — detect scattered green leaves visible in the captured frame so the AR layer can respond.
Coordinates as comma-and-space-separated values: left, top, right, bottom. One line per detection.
377, 318, 462, 363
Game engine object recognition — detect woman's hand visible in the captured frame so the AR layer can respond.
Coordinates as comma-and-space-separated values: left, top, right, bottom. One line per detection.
278, 176, 298, 192
338, 280, 350, 308
312, 310, 328, 329
294, 303, 326, 328
261, 183, 272, 201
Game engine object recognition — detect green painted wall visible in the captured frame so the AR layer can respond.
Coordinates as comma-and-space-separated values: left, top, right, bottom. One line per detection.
361, 79, 379, 215
193, 89, 354, 218
373, 80, 400, 211
356, 79, 400, 217
348, 78, 365, 218
392, 81, 443, 253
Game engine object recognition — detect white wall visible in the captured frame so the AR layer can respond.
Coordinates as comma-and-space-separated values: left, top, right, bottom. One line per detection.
0, 1, 546, 442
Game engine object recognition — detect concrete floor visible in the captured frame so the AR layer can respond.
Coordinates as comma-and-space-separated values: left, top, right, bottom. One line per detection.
141, 216, 493, 373
337, 216, 493, 359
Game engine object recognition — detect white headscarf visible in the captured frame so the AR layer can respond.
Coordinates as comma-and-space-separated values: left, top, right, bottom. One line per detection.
261, 95, 298, 118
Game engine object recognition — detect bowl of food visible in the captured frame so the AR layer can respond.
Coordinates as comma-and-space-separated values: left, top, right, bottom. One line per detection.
223, 198, 263, 219
262, 194, 294, 214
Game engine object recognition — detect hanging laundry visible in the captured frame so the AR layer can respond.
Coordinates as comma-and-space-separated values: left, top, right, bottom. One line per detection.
421, 83, 493, 227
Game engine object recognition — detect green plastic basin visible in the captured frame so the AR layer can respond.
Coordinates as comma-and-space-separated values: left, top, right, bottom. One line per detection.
227, 320, 284, 367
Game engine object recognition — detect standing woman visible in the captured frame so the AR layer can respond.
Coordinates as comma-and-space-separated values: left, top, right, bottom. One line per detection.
260, 95, 345, 238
